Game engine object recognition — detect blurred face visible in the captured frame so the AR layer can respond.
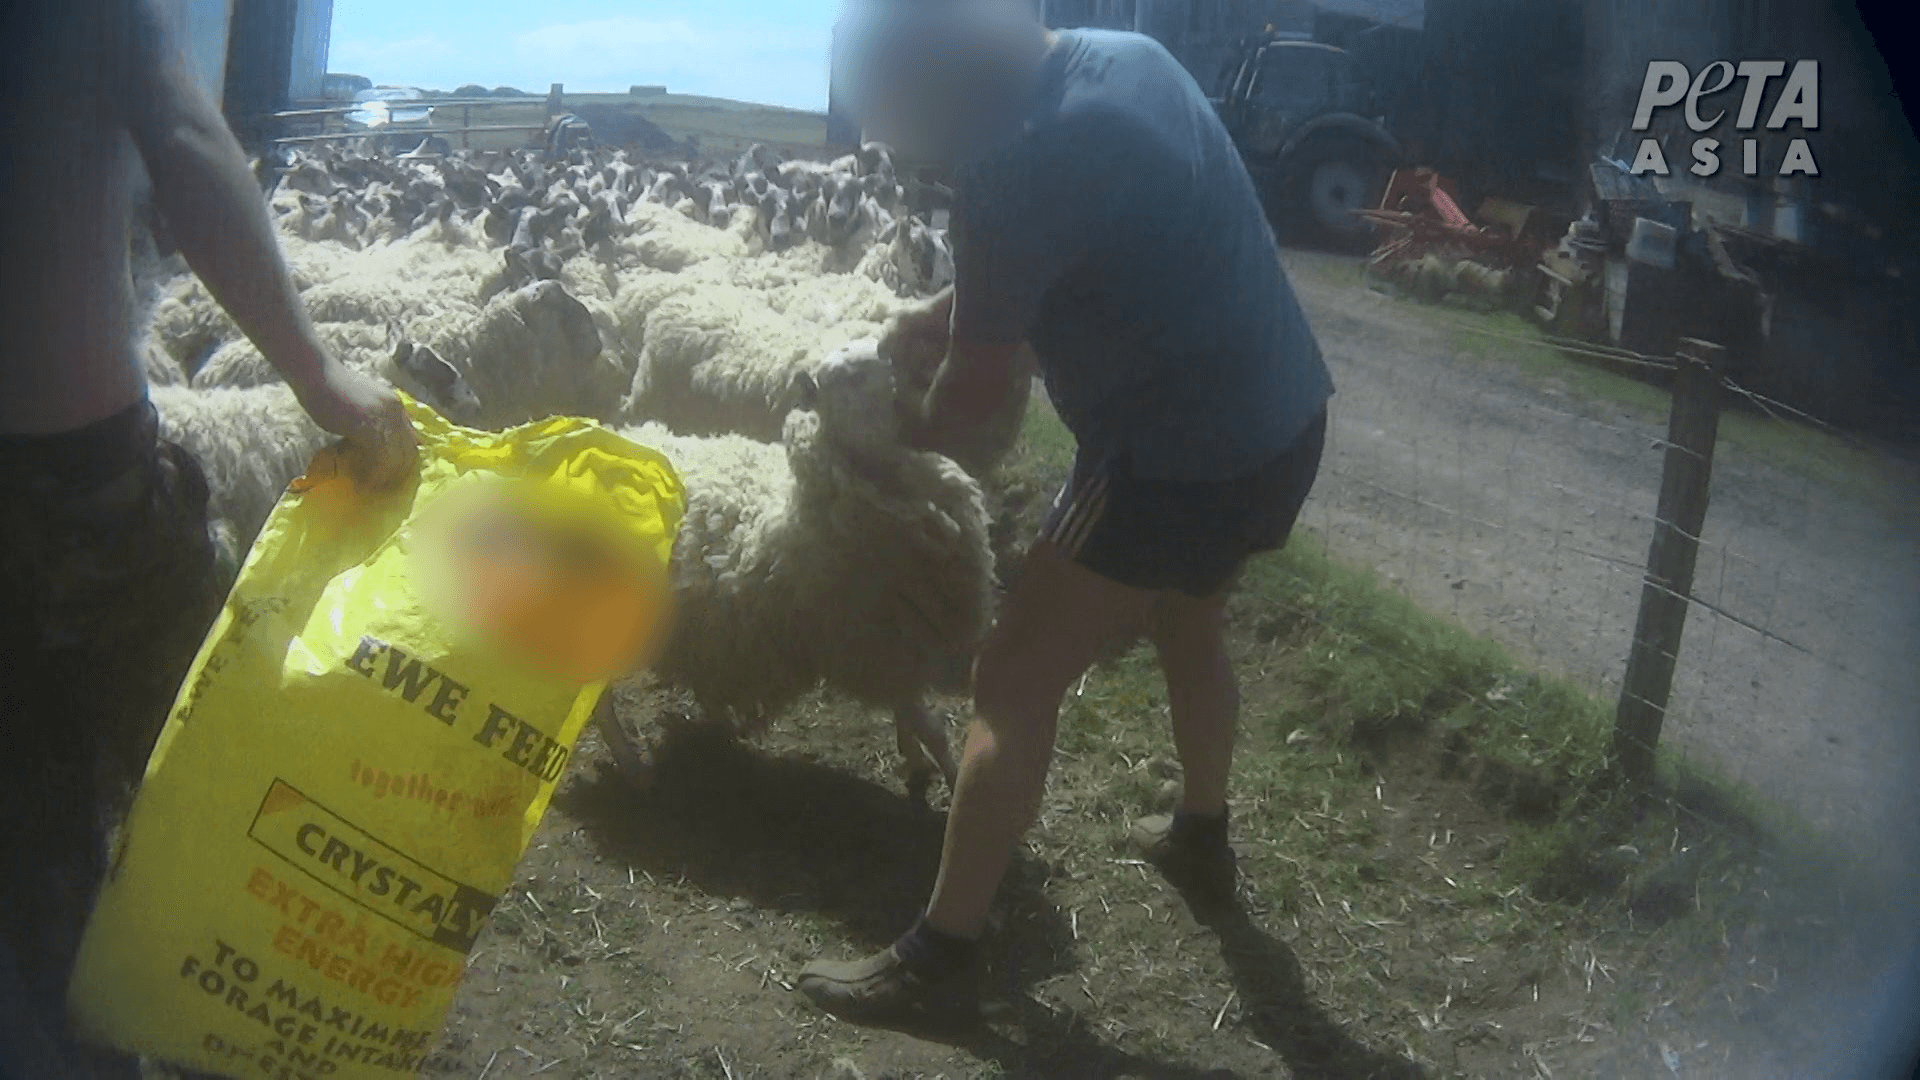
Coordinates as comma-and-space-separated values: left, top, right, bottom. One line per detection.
835, 0, 1045, 166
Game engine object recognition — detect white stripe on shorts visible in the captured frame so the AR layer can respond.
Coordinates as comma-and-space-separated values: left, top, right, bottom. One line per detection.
1047, 467, 1111, 556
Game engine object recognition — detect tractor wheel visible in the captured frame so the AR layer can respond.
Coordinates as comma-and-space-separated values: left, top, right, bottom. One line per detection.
1291, 140, 1389, 251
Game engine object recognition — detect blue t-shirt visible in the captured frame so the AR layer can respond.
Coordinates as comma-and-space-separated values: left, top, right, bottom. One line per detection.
949, 28, 1334, 482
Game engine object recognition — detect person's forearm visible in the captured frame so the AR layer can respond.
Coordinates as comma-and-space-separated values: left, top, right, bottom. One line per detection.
919, 339, 1020, 448
143, 115, 330, 392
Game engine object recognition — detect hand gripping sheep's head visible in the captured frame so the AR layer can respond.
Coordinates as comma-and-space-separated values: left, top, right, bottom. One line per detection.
788, 338, 898, 451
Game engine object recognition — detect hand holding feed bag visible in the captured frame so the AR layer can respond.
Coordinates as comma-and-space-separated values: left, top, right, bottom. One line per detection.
68, 394, 685, 1078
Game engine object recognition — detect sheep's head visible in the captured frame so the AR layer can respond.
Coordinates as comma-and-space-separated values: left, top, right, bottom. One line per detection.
789, 338, 897, 451
518, 280, 603, 361
390, 337, 483, 421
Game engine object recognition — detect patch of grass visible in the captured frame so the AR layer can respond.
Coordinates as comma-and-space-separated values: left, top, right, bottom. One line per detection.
1282, 251, 1372, 291
1426, 305, 1671, 417
1406, 300, 1915, 510
1003, 391, 1860, 916
1716, 408, 1917, 512
990, 389, 1077, 494
419, 92, 829, 158
636, 104, 826, 158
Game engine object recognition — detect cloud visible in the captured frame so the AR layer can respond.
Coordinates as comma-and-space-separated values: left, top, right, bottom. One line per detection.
329, 33, 460, 70
327, 14, 834, 111
515, 17, 704, 60
506, 16, 832, 107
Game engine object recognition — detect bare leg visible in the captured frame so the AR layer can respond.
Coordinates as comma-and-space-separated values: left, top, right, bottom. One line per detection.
1147, 575, 1240, 816
922, 540, 1148, 939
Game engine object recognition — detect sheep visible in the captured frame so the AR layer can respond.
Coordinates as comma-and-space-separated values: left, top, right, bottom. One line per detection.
755, 186, 797, 250
426, 279, 624, 431
581, 189, 625, 248
825, 173, 863, 246
259, 142, 953, 311
191, 319, 402, 390
146, 275, 240, 376
152, 381, 329, 581
598, 339, 995, 802
151, 138, 982, 514
874, 215, 956, 298
616, 279, 902, 443
143, 340, 187, 387
153, 338, 483, 580
168, 246, 610, 433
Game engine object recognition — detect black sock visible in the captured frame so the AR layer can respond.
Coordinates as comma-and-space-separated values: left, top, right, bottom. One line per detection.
894, 916, 978, 978
1170, 807, 1230, 849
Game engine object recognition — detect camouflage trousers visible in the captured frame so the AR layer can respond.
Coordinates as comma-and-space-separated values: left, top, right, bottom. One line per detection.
0, 400, 225, 1079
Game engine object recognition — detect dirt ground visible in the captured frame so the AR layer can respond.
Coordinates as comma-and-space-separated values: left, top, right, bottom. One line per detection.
418, 249, 1920, 1079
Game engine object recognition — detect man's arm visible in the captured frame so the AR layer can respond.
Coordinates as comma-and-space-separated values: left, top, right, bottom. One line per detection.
909, 111, 1131, 455
116, 0, 326, 391
113, 0, 416, 486
909, 337, 1027, 455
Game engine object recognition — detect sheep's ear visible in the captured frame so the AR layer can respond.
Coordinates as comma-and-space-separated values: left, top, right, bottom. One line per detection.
790, 370, 818, 409
399, 343, 461, 397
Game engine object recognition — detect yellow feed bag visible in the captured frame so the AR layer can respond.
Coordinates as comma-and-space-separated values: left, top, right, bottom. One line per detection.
69, 395, 685, 1078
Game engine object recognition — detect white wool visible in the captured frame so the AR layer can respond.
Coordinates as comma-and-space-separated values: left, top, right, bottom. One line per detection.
151, 382, 330, 580
425, 280, 627, 430
775, 159, 836, 188
191, 321, 396, 389
154, 338, 491, 578
621, 284, 895, 442
146, 276, 240, 375
603, 215, 917, 441
614, 342, 994, 738
142, 147, 973, 565
156, 226, 498, 391
596, 198, 750, 275
278, 228, 497, 327
144, 340, 187, 387
150, 157, 942, 428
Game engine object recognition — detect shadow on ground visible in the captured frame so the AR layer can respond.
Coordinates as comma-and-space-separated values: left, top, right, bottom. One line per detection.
557, 723, 1428, 1078
1181, 880, 1429, 1080
559, 720, 960, 949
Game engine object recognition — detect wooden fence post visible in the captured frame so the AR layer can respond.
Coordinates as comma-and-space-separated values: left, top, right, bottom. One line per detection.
1613, 338, 1728, 784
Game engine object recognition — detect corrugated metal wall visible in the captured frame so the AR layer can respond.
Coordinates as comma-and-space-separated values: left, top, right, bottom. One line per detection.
223, 0, 295, 146
1042, 0, 1318, 92
1040, 0, 1138, 31
289, 0, 333, 102
1417, 0, 1584, 198
155, 0, 237, 105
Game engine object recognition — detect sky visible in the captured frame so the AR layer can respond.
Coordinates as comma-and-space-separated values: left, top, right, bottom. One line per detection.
328, 0, 845, 112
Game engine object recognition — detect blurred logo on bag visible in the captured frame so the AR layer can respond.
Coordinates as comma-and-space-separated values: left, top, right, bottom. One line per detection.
411, 477, 673, 683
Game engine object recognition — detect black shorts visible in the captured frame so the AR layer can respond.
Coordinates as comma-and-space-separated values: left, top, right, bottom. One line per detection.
1, 399, 223, 1079
1039, 407, 1327, 598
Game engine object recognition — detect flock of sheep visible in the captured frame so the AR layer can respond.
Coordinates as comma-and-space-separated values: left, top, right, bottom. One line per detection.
136, 137, 1021, 802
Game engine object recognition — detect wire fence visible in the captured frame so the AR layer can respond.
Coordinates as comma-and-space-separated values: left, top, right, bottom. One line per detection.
1284, 282, 1919, 868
